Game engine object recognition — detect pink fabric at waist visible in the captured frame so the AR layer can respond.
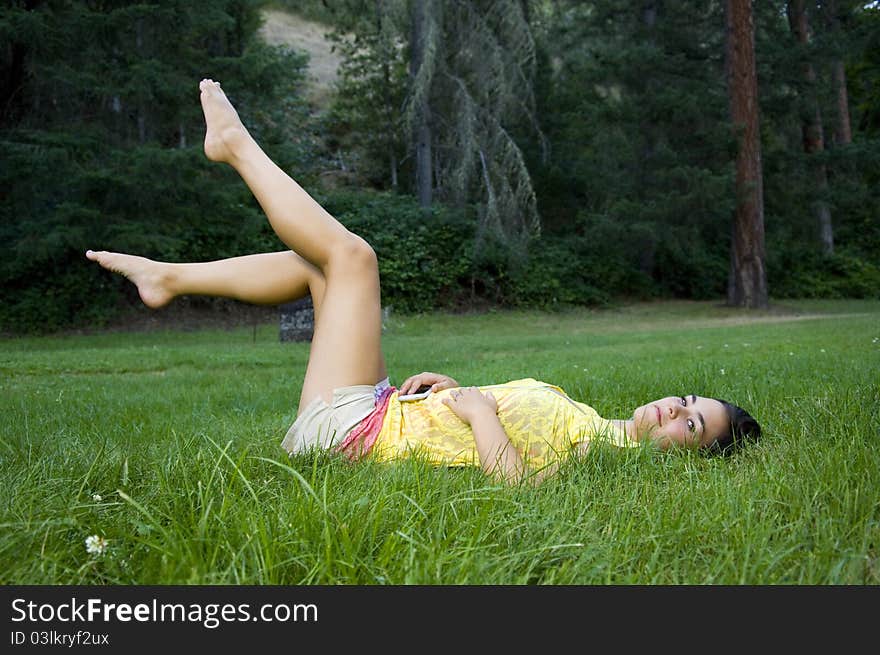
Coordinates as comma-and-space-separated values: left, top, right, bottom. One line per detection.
334, 383, 395, 460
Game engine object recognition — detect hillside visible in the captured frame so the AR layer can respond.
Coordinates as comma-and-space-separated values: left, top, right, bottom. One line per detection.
258, 8, 343, 107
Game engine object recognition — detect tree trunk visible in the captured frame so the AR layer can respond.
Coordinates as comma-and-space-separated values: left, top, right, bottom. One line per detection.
831, 59, 852, 145
410, 0, 433, 209
136, 18, 147, 144
787, 0, 834, 255
390, 151, 399, 191
823, 0, 853, 146
642, 0, 658, 28
725, 0, 768, 309
382, 52, 399, 191
1, 42, 27, 126
377, 0, 399, 191
637, 1, 660, 208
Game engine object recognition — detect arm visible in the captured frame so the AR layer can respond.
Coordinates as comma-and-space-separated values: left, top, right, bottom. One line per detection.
442, 387, 526, 484
470, 409, 526, 484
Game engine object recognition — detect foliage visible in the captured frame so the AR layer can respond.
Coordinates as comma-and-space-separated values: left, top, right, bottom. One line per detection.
2, 1, 880, 333
325, 191, 721, 312
323, 0, 543, 251
322, 191, 475, 313
322, 2, 409, 189
0, 1, 317, 333
767, 246, 880, 299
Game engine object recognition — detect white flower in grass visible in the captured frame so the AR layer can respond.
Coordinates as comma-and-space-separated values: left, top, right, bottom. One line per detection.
85, 535, 108, 556
720, 368, 726, 375
92, 493, 102, 502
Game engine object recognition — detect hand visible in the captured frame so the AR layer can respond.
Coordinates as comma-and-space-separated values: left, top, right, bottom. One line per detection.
399, 371, 460, 396
442, 387, 498, 425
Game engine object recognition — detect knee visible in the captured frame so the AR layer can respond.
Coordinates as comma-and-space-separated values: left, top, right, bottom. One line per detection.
328, 234, 378, 274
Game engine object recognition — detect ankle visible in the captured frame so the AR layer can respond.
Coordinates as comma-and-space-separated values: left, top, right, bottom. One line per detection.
158, 262, 181, 298
225, 129, 258, 165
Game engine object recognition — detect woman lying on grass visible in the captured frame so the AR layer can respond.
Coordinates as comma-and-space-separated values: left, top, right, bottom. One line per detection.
86, 79, 761, 485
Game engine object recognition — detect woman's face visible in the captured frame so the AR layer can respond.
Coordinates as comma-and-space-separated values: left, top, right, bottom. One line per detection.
632, 395, 729, 449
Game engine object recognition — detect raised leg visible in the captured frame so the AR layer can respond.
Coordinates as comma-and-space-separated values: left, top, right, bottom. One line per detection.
198, 79, 387, 408
85, 250, 326, 314
200, 79, 352, 270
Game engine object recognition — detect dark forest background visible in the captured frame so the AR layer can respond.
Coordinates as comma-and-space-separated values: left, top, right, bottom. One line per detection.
2, 0, 879, 333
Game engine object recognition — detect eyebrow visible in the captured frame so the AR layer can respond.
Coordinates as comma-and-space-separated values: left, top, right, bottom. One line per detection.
691, 394, 706, 435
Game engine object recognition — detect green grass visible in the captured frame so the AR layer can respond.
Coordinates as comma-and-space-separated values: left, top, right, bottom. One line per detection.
2, 299, 878, 584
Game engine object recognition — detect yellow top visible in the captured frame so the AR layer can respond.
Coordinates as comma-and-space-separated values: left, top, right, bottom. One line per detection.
371, 378, 635, 470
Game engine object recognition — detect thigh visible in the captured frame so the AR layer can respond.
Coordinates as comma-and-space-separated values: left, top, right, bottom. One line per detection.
297, 265, 387, 411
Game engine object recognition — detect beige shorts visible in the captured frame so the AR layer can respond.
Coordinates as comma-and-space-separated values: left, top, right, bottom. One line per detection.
281, 378, 388, 455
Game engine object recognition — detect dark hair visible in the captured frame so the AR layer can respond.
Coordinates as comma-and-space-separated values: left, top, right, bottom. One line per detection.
705, 399, 761, 455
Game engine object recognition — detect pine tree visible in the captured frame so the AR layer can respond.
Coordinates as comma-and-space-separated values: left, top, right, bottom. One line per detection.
330, 0, 544, 251
0, 0, 311, 331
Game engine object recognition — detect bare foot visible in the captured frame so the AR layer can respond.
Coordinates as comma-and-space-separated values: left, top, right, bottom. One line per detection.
85, 250, 174, 309
199, 78, 250, 163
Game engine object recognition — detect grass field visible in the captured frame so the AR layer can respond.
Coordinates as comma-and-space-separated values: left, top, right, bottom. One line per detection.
1, 300, 878, 584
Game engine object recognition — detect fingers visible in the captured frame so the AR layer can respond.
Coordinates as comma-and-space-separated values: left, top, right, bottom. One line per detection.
400, 372, 467, 396
441, 390, 464, 413
403, 377, 428, 395
447, 387, 474, 401
400, 371, 446, 395
435, 377, 457, 392
400, 374, 422, 395
442, 388, 464, 404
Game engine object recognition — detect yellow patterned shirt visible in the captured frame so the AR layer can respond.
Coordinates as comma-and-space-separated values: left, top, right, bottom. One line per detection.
371, 378, 635, 470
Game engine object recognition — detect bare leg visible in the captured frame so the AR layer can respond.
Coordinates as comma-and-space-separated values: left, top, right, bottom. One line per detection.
87, 80, 388, 410
85, 250, 326, 315
200, 79, 353, 269
199, 79, 387, 407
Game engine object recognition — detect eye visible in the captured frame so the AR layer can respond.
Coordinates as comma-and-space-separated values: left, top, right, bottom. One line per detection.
686, 418, 695, 432
679, 395, 687, 406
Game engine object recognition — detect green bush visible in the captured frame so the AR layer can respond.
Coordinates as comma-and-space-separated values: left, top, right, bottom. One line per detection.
768, 247, 880, 299
500, 214, 657, 307
323, 191, 475, 313
653, 235, 729, 299
0, 137, 270, 334
4, 173, 877, 335
499, 237, 611, 308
